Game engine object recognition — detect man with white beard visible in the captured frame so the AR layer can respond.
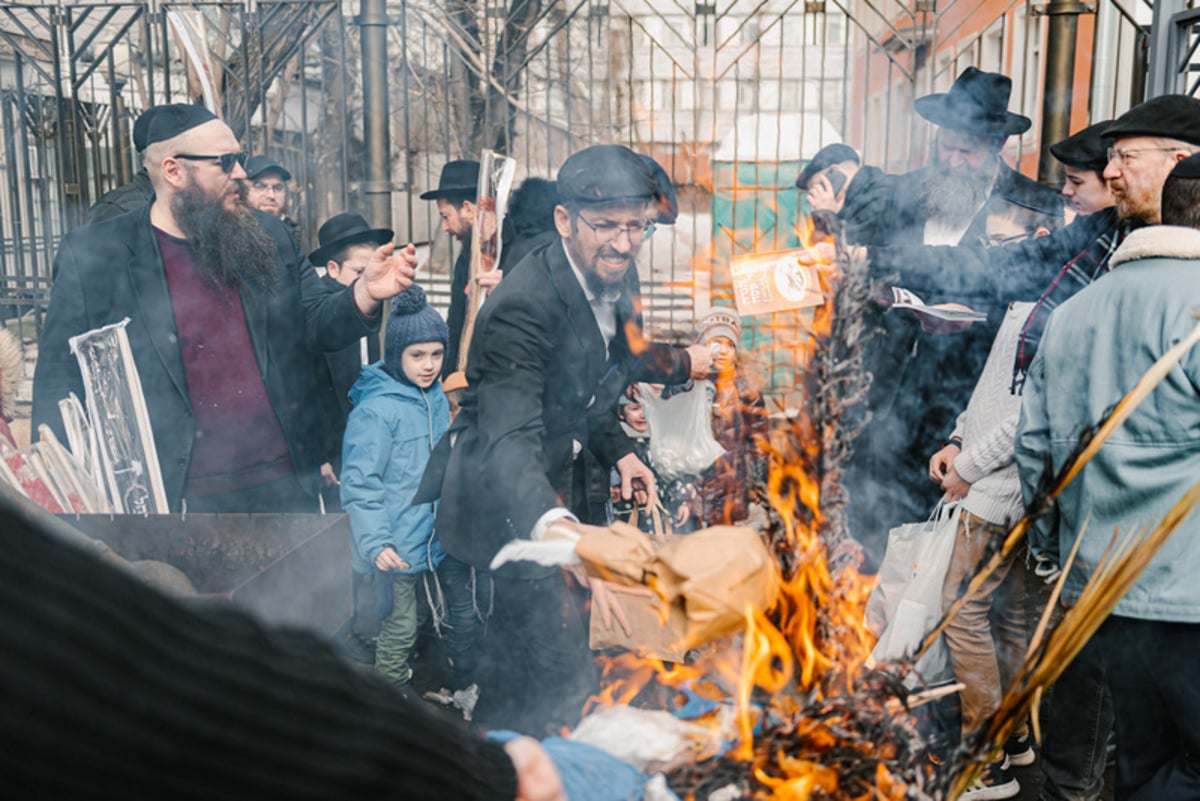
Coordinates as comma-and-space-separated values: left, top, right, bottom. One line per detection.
889, 67, 1062, 249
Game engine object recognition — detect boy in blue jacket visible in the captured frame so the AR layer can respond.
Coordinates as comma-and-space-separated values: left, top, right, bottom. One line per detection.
341, 286, 477, 691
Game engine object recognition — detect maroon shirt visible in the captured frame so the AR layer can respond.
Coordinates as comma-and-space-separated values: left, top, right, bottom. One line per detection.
156, 229, 293, 497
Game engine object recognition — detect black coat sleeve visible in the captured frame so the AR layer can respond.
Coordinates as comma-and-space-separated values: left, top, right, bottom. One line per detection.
865, 208, 1117, 309
0, 490, 518, 801
31, 238, 89, 443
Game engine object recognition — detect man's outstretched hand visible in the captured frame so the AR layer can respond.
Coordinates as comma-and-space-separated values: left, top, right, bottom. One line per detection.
354, 241, 418, 314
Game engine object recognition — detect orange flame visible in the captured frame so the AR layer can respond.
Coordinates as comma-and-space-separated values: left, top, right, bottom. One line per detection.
587, 194, 904, 799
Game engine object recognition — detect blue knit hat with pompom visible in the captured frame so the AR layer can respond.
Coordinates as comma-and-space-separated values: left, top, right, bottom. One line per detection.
383, 285, 449, 380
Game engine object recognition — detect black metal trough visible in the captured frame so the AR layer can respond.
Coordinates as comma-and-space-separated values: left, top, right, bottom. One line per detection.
56, 513, 352, 636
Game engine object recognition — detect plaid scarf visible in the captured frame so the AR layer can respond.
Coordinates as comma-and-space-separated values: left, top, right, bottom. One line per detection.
1011, 219, 1133, 393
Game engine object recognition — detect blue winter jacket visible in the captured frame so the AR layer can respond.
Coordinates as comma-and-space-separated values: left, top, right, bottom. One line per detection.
1016, 226, 1200, 622
341, 363, 450, 575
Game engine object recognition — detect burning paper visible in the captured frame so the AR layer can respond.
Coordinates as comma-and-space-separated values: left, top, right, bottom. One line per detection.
730, 248, 825, 315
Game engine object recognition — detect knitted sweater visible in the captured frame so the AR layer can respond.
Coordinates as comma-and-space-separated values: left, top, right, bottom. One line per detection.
949, 301, 1034, 526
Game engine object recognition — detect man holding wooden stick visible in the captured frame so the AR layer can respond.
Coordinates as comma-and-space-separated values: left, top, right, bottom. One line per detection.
417, 144, 711, 734
421, 160, 505, 378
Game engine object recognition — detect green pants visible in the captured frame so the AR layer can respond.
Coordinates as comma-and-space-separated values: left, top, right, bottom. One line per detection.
375, 572, 426, 686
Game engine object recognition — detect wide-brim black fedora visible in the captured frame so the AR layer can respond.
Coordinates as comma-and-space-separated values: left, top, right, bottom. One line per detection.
419, 160, 480, 201
914, 67, 1031, 137
309, 212, 393, 266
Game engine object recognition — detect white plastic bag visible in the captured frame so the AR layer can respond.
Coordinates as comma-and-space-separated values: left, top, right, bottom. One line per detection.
637, 381, 725, 480
864, 502, 960, 685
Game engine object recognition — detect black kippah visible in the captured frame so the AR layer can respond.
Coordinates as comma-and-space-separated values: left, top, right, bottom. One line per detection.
1170, 152, 1200, 180
137, 104, 219, 148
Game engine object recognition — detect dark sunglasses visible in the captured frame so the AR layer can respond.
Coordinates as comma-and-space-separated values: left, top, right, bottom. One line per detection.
173, 152, 247, 173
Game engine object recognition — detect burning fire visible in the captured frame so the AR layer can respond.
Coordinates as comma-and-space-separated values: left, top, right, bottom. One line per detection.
585, 223, 928, 799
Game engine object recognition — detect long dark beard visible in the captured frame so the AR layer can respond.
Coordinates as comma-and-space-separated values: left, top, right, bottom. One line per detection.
918, 159, 996, 229
172, 182, 279, 296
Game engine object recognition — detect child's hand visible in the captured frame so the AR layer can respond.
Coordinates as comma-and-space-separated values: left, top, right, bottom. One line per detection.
374, 547, 410, 571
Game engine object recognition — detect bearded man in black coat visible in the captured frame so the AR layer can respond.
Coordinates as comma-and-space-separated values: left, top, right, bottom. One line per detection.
418, 144, 711, 734
32, 104, 416, 514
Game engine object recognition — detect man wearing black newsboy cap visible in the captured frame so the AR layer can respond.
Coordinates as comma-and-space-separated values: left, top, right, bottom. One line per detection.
416, 144, 711, 734
1050, 120, 1115, 217
33, 102, 417, 514
795, 142, 894, 247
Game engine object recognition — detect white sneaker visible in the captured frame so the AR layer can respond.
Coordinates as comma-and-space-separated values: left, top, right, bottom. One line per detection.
960, 756, 1020, 800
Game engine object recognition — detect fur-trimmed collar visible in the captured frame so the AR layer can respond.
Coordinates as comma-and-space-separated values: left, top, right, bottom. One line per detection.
1110, 225, 1200, 267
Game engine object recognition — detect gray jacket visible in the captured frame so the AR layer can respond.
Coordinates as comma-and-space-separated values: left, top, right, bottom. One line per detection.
1016, 225, 1200, 622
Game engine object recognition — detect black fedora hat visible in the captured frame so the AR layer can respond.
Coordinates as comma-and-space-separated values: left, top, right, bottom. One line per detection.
309, 212, 393, 266
419, 160, 480, 201
914, 67, 1031, 137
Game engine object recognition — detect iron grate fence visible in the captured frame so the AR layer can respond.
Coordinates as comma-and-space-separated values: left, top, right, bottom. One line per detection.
0, 0, 1172, 398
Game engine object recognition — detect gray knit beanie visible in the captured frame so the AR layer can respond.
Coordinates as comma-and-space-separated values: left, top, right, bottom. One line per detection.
383, 285, 449, 380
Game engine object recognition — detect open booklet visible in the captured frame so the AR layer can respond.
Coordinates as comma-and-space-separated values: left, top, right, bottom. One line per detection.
890, 287, 988, 322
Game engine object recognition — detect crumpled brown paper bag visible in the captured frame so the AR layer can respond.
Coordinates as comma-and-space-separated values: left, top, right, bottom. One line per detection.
578, 522, 780, 654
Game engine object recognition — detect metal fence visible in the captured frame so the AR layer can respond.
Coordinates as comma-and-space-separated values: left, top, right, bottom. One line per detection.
0, 0, 1184, 398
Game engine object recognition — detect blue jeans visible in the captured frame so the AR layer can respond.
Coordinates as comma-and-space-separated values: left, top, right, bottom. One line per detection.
1100, 616, 1200, 801
1038, 616, 1113, 801
436, 555, 484, 690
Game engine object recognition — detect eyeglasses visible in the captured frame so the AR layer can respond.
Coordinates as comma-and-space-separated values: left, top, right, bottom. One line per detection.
1106, 145, 1181, 165
250, 181, 287, 194
980, 231, 1030, 249
575, 213, 656, 243
173, 152, 247, 173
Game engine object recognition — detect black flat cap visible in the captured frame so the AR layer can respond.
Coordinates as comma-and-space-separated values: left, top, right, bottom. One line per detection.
641, 155, 679, 224
1105, 95, 1200, 146
914, 67, 1031, 137
1050, 120, 1113, 171
309, 212, 393, 266
420, 160, 480, 201
795, 143, 860, 190
244, 155, 292, 182
557, 145, 656, 206
1170, 152, 1200, 180
136, 104, 219, 148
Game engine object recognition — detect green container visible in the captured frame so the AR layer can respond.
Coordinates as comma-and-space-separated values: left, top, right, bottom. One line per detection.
710, 158, 816, 396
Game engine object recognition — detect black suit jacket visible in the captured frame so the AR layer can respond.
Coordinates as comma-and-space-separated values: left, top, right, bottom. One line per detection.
418, 237, 689, 572
32, 205, 379, 510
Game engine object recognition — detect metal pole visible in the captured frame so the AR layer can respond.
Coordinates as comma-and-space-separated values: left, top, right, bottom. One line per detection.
1037, 1, 1091, 186
359, 0, 393, 228
1146, 0, 1188, 98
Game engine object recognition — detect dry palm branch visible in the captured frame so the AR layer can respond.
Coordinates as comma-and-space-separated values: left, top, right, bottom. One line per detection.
919, 313, 1200, 657
921, 314, 1200, 797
